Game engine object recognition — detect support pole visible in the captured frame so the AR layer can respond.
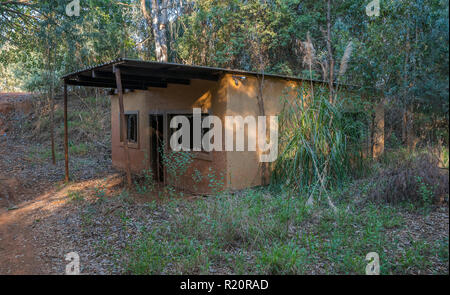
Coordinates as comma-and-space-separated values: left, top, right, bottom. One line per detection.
64, 83, 69, 182
115, 67, 133, 188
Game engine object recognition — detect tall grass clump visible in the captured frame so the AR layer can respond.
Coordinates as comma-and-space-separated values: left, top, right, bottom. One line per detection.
273, 86, 368, 197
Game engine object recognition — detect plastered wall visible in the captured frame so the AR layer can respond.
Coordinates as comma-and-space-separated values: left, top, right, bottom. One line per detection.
223, 74, 302, 190
111, 78, 228, 194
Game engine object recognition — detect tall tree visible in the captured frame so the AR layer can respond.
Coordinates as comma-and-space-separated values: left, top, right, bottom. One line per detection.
140, 0, 168, 62
325, 0, 335, 103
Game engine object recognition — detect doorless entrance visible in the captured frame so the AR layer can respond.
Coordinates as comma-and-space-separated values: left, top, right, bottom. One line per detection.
149, 114, 164, 183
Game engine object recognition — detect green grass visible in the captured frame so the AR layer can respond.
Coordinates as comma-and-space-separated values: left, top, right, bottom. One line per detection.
67, 190, 84, 202
27, 142, 94, 163
69, 142, 90, 156
121, 187, 448, 275
442, 146, 449, 168
436, 238, 449, 264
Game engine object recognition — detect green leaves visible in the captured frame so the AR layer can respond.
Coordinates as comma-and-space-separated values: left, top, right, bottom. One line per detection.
1, 0, 448, 131
273, 85, 368, 191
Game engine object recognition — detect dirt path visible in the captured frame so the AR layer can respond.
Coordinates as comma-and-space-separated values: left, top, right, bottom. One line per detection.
0, 133, 169, 274
0, 94, 119, 274
0, 204, 43, 274
0, 182, 84, 274
0, 136, 114, 274
0, 141, 60, 274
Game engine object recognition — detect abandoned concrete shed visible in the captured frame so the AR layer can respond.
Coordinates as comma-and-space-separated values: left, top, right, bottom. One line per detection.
61, 58, 384, 194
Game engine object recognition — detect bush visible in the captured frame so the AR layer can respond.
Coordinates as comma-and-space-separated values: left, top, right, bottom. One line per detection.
367, 153, 448, 206
273, 86, 369, 192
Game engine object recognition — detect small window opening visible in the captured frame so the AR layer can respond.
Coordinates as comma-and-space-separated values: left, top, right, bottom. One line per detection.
120, 113, 138, 144
168, 113, 210, 152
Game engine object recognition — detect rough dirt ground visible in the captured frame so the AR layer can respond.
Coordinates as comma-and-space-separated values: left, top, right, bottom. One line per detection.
0, 134, 193, 274
0, 99, 190, 274
0, 135, 116, 274
0, 93, 179, 274
0, 94, 119, 274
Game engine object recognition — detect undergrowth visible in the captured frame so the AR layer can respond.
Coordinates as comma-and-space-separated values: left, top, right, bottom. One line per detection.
122, 186, 448, 275
366, 151, 448, 208
273, 86, 370, 198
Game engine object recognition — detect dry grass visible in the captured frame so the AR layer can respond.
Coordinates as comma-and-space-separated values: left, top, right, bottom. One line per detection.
367, 152, 448, 206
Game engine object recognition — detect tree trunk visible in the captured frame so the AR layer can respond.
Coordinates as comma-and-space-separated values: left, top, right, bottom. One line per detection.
140, 0, 168, 62
49, 79, 56, 165
402, 24, 411, 148
326, 0, 335, 104
372, 100, 385, 159
46, 22, 56, 165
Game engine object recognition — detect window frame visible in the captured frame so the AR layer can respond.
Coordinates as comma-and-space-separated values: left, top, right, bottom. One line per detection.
166, 110, 213, 162
119, 111, 139, 149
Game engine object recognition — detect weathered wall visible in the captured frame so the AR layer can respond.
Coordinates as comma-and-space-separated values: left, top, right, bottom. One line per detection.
223, 74, 301, 190
111, 78, 228, 194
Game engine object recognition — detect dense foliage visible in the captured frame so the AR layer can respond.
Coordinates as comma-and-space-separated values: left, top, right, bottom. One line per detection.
0, 0, 448, 141
273, 85, 368, 191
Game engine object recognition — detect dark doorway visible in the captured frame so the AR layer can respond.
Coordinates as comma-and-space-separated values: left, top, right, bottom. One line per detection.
149, 114, 164, 182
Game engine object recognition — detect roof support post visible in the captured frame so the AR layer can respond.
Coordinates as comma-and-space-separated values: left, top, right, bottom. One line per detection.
115, 67, 133, 188
63, 83, 69, 182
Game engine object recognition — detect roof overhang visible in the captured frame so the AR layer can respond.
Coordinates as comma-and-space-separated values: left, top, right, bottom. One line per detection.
62, 58, 224, 90
61, 58, 334, 91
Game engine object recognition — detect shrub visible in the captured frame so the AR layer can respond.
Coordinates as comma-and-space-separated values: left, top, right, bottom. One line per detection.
273, 86, 368, 192
134, 168, 155, 194
367, 153, 448, 206
160, 142, 194, 183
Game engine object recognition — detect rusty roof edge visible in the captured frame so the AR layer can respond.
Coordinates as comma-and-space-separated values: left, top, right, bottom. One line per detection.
61, 57, 364, 89
60, 58, 125, 79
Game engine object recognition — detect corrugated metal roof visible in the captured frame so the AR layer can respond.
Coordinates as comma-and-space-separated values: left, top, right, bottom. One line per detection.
61, 57, 332, 85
